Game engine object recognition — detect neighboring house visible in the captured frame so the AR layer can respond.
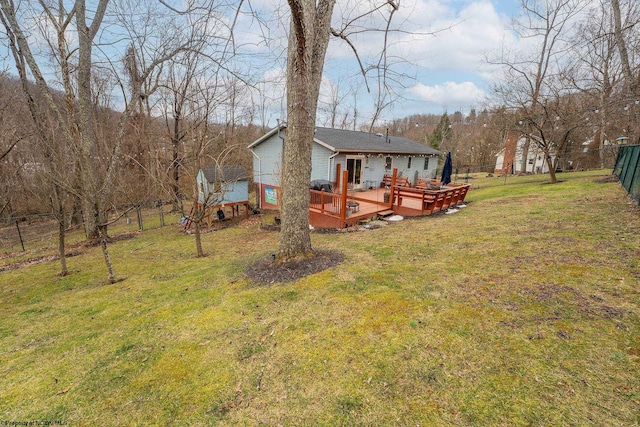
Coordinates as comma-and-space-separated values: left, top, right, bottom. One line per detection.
495, 130, 553, 174
196, 165, 248, 206
248, 123, 441, 209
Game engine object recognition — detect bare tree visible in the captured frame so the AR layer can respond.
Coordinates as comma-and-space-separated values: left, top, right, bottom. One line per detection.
0, 74, 24, 215
0, 2, 78, 274
187, 142, 242, 258
611, 0, 638, 91
610, 0, 640, 144
568, 0, 626, 167
276, 0, 338, 260
184, 121, 246, 259
492, 0, 589, 183
149, 0, 250, 217
160, 52, 199, 214
178, 70, 228, 258
277, 0, 400, 261
155, 38, 249, 257
319, 80, 355, 129
0, 0, 196, 282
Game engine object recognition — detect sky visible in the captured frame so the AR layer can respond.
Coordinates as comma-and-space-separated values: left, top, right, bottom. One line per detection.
0, 0, 524, 127
234, 0, 523, 127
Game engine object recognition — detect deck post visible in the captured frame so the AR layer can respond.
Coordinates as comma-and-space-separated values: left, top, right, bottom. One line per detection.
340, 170, 348, 226
389, 168, 398, 208
335, 163, 341, 189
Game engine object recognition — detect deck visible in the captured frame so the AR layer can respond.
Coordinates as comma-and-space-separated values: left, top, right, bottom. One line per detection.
309, 180, 470, 229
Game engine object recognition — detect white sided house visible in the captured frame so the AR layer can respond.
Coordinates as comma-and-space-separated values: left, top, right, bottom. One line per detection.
495, 131, 554, 174
248, 124, 442, 209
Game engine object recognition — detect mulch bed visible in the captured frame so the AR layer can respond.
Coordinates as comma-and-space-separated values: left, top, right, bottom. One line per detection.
246, 249, 345, 285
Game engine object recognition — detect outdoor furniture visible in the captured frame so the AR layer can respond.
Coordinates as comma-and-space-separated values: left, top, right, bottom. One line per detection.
416, 178, 442, 190
346, 200, 360, 213
310, 179, 333, 192
382, 175, 410, 188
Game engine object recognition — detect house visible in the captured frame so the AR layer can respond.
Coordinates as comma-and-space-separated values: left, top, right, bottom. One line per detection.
247, 123, 441, 209
192, 165, 251, 225
196, 165, 248, 206
494, 131, 553, 174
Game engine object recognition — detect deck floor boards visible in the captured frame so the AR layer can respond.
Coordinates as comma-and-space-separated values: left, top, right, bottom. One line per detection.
309, 184, 470, 227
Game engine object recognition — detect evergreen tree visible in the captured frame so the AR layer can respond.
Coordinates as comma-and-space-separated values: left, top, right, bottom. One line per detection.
429, 112, 452, 150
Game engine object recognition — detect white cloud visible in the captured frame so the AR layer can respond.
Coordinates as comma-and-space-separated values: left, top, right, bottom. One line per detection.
326, 1, 510, 64
408, 81, 487, 108
321, 0, 512, 119
226, 0, 521, 120
393, 0, 512, 72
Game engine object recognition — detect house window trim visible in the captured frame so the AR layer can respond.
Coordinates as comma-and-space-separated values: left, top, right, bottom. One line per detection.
384, 156, 392, 171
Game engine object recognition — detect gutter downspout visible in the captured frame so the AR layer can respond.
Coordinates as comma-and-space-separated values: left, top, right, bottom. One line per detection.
328, 151, 339, 181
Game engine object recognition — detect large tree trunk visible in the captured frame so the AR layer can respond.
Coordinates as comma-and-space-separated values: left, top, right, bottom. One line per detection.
77, 1, 117, 283
598, 69, 612, 169
545, 153, 557, 184
612, 0, 634, 89
278, 0, 336, 262
76, 2, 101, 239
194, 203, 204, 258
279, 28, 314, 260
278, 99, 314, 260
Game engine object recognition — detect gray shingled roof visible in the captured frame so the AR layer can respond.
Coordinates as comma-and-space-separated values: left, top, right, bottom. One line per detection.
247, 124, 442, 156
200, 165, 247, 183
313, 127, 441, 155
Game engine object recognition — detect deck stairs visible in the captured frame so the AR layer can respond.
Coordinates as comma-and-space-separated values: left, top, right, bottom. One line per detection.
377, 209, 395, 218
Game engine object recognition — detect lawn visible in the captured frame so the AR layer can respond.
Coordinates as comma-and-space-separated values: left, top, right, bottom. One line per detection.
1, 170, 639, 425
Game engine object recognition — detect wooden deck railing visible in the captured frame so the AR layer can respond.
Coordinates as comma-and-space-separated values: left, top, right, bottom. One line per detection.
310, 189, 343, 217
308, 168, 471, 228
392, 183, 470, 215
415, 178, 443, 190
382, 175, 410, 188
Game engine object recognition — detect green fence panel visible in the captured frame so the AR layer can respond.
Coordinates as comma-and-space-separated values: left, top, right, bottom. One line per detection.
622, 148, 637, 189
614, 148, 625, 176
614, 145, 640, 203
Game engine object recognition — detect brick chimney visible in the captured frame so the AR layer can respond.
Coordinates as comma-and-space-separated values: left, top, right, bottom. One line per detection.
498, 130, 519, 174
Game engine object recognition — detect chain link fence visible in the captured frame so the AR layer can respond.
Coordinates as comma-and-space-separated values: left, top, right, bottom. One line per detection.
614, 144, 640, 204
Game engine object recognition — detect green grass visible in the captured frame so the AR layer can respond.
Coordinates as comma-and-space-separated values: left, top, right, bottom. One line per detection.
1, 170, 639, 425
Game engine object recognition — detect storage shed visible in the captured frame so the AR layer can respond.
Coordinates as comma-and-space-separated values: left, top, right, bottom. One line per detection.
196, 165, 248, 206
